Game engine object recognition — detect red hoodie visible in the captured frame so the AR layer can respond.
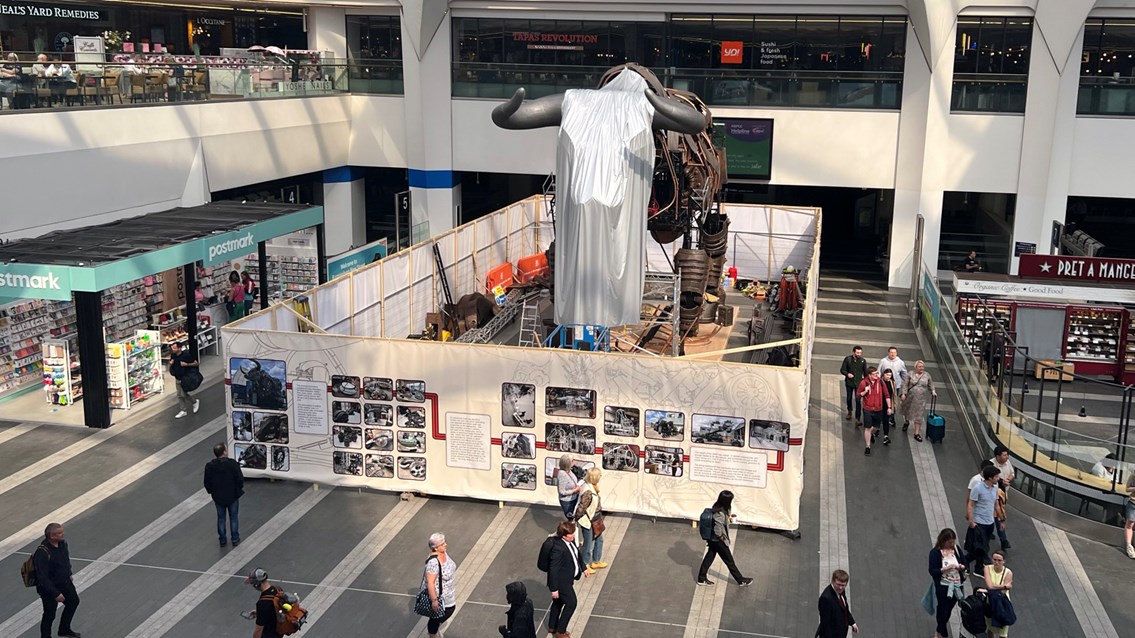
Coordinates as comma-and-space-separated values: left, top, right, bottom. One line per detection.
857, 376, 891, 412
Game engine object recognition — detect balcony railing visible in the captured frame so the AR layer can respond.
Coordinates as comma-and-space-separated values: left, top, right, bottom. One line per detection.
0, 55, 403, 112
951, 73, 1028, 113
453, 62, 904, 109
1077, 75, 1135, 116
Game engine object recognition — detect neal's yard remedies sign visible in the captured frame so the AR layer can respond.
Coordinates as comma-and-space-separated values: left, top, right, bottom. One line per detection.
0, 3, 101, 19
714, 119, 774, 181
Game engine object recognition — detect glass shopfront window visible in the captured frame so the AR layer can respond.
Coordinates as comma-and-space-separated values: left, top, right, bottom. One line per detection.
669, 15, 906, 109
452, 17, 665, 99
1078, 19, 1135, 116
346, 15, 403, 94
951, 17, 1033, 113
453, 14, 905, 109
0, 1, 304, 59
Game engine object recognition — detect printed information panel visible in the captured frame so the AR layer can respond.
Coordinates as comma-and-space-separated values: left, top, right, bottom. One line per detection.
689, 446, 768, 489
292, 379, 329, 436
446, 412, 492, 471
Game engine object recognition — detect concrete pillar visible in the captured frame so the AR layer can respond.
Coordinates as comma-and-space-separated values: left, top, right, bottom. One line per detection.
307, 7, 347, 58
402, 12, 459, 236
322, 167, 367, 256
889, 20, 956, 288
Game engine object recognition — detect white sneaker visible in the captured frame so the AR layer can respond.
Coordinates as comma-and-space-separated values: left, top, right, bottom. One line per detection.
192, 399, 200, 414
1126, 544, 1135, 559
174, 410, 187, 419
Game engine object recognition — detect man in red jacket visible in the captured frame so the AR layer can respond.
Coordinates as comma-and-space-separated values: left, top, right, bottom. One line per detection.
857, 367, 892, 456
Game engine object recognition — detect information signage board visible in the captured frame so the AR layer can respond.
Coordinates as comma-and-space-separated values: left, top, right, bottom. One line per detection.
714, 119, 773, 180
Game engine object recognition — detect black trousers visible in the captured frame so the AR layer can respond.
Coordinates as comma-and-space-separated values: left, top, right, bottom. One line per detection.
697, 538, 744, 583
549, 585, 577, 633
933, 583, 958, 636
843, 385, 861, 419
38, 580, 79, 638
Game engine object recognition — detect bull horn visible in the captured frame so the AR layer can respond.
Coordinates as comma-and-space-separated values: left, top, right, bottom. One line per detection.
645, 90, 708, 134
491, 87, 565, 130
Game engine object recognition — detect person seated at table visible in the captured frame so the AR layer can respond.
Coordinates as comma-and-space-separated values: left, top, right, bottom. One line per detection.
1092, 453, 1117, 479
31, 53, 48, 77
122, 54, 147, 76
162, 54, 185, 100
1, 53, 21, 92
45, 57, 76, 84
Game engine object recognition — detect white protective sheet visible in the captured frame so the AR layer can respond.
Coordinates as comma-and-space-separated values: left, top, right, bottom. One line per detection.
554, 69, 655, 327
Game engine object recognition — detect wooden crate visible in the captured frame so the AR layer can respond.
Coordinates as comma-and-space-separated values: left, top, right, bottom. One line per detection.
1035, 360, 1074, 381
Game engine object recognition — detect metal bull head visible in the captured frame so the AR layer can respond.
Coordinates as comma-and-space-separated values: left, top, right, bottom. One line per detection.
491, 64, 708, 134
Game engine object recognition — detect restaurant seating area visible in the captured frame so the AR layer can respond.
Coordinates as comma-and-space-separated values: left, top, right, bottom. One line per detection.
1, 67, 208, 110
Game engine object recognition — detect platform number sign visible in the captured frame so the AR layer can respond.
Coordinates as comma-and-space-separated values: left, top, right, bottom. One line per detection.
394, 191, 411, 250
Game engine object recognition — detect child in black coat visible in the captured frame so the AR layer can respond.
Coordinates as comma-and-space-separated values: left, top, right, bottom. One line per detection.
498, 580, 536, 638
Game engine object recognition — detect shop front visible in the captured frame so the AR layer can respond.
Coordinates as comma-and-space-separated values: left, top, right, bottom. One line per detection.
0, 202, 325, 428
953, 253, 1135, 383
0, 0, 304, 57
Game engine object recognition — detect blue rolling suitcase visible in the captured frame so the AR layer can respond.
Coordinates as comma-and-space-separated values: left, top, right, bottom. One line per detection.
926, 396, 946, 443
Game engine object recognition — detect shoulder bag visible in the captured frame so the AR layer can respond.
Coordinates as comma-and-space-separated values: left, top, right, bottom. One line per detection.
591, 493, 606, 539
414, 556, 447, 618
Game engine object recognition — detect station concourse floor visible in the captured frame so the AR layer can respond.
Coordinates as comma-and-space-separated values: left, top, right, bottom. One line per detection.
0, 265, 1130, 638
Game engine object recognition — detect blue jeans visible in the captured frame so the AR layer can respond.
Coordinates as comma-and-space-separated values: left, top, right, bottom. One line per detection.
581, 524, 604, 565
215, 500, 240, 543
559, 496, 578, 520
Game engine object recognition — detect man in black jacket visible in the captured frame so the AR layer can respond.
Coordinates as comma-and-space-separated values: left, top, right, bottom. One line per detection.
203, 442, 244, 547
169, 341, 200, 419
816, 569, 857, 638
33, 522, 81, 638
498, 580, 536, 638
839, 346, 868, 426
546, 521, 587, 638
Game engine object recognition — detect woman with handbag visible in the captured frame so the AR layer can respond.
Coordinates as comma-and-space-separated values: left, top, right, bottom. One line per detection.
416, 532, 458, 637
556, 454, 582, 520
984, 550, 1014, 637
928, 528, 967, 638
575, 468, 607, 574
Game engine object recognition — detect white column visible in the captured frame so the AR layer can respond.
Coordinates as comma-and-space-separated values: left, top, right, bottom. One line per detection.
307, 7, 347, 58
322, 168, 367, 256
402, 13, 459, 236
889, 20, 956, 288
1012, 26, 1086, 267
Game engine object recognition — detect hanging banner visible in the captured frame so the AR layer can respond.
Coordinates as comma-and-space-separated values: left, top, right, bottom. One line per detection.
327, 238, 388, 279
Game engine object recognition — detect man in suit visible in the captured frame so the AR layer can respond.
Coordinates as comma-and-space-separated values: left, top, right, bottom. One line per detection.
816, 569, 858, 638
546, 521, 588, 638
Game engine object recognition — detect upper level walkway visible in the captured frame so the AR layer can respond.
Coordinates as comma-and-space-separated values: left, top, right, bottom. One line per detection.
0, 262, 1128, 637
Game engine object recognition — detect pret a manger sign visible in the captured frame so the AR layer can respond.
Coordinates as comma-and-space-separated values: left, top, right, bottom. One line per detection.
1018, 254, 1135, 283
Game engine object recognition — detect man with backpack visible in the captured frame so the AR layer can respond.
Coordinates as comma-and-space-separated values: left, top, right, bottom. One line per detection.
32, 522, 81, 638
245, 568, 306, 637
169, 341, 201, 419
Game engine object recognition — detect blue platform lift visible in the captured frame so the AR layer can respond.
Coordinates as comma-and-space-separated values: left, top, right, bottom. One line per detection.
543, 324, 610, 352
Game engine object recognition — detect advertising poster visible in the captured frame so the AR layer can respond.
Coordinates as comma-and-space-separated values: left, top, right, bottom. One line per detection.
715, 119, 774, 180
920, 269, 940, 340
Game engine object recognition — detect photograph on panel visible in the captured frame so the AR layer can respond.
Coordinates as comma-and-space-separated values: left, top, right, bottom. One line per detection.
545, 386, 596, 419
253, 412, 289, 444
232, 411, 253, 442
333, 451, 363, 476
364, 428, 393, 451
331, 375, 361, 399
691, 413, 746, 447
363, 377, 394, 401
229, 357, 287, 410
602, 443, 641, 472
545, 423, 596, 454
543, 457, 595, 485
364, 403, 394, 427
332, 425, 363, 449
332, 400, 362, 424
645, 409, 685, 441
643, 445, 684, 477
397, 405, 427, 429
502, 382, 536, 427
749, 419, 791, 452
397, 431, 426, 454
502, 463, 538, 490
603, 406, 640, 437
234, 443, 267, 470
501, 432, 536, 459
271, 446, 290, 472
398, 456, 427, 480
366, 454, 395, 478
395, 379, 426, 403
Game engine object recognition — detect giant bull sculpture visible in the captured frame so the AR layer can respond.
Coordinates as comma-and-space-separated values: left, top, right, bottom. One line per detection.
492, 64, 727, 345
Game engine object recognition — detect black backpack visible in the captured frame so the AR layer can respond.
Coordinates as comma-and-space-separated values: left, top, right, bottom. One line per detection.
536, 535, 557, 572
697, 508, 714, 541
959, 592, 988, 634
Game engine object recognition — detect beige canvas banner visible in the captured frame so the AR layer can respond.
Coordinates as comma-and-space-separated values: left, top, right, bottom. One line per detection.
223, 329, 807, 530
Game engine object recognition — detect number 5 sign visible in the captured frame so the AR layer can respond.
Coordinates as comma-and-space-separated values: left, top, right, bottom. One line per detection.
721, 41, 744, 64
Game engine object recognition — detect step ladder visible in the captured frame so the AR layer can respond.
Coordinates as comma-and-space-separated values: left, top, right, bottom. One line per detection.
517, 297, 541, 347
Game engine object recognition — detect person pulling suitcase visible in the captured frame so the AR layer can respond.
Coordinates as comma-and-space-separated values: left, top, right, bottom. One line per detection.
926, 396, 946, 443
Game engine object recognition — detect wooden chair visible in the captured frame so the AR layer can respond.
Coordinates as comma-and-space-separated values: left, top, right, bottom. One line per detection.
33, 79, 52, 107
129, 73, 146, 103
63, 73, 84, 106
101, 71, 120, 104
147, 72, 168, 101
188, 70, 207, 100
